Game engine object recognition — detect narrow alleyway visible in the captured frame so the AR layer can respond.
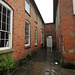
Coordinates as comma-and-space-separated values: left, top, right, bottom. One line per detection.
13, 48, 75, 75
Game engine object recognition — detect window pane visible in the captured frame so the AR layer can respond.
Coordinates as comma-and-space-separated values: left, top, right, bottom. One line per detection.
0, 40, 4, 47
25, 21, 30, 45
25, 31, 29, 35
35, 28, 37, 44
25, 36, 29, 44
0, 32, 1, 40
0, 2, 12, 48
26, 0, 29, 5
5, 40, 9, 47
25, 0, 30, 14
7, 17, 10, 24
0, 13, 1, 21
41, 32, 43, 43
35, 38, 36, 43
35, 39, 37, 43
25, 26, 28, 31
7, 25, 10, 31
7, 10, 10, 17
2, 23, 6, 30
0, 22, 1, 30
25, 21, 29, 27
2, 14, 6, 22
1, 32, 5, 39
3, 6, 6, 15
6, 33, 9, 39
0, 4, 2, 12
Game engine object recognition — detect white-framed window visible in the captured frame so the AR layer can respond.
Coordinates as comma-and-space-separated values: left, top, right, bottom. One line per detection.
73, 0, 75, 15
35, 27, 37, 44
25, 20, 30, 46
25, 0, 30, 14
41, 23, 43, 29
41, 32, 43, 44
0, 0, 13, 50
35, 12, 37, 21
35, 11, 38, 23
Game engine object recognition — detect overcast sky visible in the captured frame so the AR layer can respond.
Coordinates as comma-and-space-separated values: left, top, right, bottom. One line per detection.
34, 0, 53, 23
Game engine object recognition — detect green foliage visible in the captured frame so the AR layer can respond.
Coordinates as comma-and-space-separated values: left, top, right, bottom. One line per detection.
0, 54, 15, 71
50, 73, 51, 75
20, 56, 27, 61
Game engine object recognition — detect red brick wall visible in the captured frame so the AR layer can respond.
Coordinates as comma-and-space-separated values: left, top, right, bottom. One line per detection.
55, 0, 75, 62
44, 23, 56, 47
4, 0, 43, 61
60, 0, 75, 62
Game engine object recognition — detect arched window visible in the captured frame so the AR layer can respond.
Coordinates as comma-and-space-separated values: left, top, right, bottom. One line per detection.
35, 27, 37, 45
0, 0, 13, 50
25, 20, 30, 46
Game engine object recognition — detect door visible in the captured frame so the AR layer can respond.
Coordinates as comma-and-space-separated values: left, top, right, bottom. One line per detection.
47, 36, 52, 47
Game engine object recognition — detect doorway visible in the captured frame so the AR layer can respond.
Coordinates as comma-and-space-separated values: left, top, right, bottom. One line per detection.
47, 36, 52, 48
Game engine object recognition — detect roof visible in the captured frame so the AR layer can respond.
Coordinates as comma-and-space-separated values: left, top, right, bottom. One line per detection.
31, 0, 44, 24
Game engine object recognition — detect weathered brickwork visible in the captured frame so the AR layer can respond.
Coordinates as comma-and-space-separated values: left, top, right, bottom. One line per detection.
44, 23, 56, 47
2, 0, 44, 61
1, 0, 75, 63
54, 0, 75, 62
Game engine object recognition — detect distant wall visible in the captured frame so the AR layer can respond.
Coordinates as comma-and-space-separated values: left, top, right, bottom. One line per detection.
44, 23, 56, 47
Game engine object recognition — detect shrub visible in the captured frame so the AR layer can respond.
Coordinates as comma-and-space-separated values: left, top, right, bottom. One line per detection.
0, 54, 15, 71
50, 73, 51, 75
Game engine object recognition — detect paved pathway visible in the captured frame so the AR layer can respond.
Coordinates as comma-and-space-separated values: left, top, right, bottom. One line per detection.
14, 48, 75, 75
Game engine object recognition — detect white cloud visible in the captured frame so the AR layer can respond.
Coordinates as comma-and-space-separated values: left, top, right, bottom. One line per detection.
34, 0, 53, 23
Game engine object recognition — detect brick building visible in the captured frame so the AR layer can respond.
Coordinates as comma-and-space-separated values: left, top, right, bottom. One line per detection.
0, 0, 75, 63
44, 23, 56, 47
0, 0, 44, 61
54, 0, 75, 62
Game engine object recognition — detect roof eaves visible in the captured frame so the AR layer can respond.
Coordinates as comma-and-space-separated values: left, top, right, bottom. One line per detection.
32, 0, 44, 24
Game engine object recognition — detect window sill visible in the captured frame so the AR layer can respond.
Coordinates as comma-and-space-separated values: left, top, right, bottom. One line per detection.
0, 49, 14, 54
25, 45, 31, 49
25, 10, 31, 17
35, 44, 38, 47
